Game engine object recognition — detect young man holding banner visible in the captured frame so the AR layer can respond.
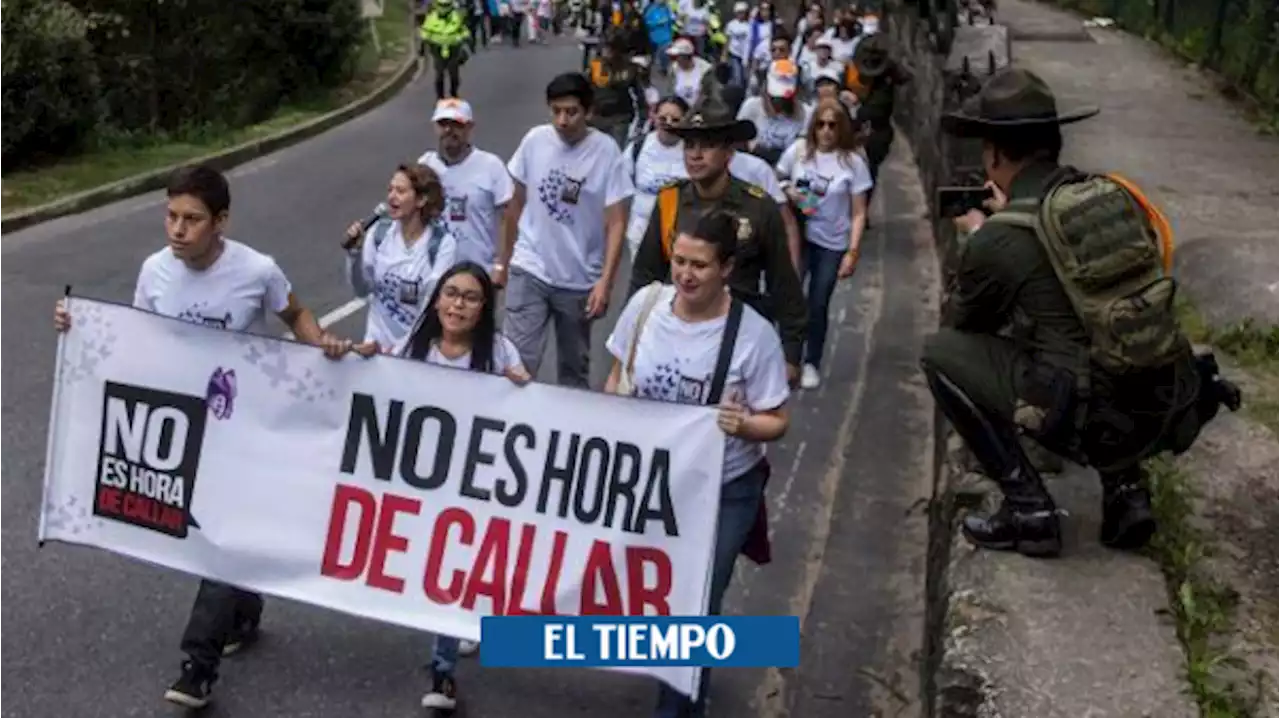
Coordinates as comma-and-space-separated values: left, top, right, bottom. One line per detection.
53, 164, 355, 710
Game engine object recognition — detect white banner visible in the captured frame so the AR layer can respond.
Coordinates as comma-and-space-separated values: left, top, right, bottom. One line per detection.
40, 297, 725, 696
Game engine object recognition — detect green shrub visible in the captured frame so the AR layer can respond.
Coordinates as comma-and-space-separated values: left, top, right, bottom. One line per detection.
75, 0, 365, 133
1, 0, 103, 167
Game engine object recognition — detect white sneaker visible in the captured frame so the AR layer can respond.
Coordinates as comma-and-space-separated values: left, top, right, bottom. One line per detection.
458, 639, 479, 657
800, 363, 821, 389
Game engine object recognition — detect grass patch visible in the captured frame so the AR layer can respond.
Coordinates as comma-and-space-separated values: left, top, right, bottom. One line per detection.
1176, 296, 1278, 432
1, 0, 414, 214
1144, 456, 1270, 716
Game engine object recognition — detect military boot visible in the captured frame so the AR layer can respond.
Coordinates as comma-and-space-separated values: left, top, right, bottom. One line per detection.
961, 478, 1063, 558
1099, 469, 1156, 550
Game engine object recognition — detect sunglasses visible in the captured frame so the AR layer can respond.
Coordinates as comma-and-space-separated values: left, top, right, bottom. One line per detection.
816, 120, 838, 129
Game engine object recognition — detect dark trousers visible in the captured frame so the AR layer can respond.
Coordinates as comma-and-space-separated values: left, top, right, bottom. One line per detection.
180, 579, 263, 670
509, 12, 526, 45
801, 241, 844, 368
653, 462, 767, 718
865, 126, 894, 207
431, 47, 462, 99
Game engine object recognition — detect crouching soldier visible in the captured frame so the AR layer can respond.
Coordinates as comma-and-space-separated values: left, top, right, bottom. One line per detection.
921, 69, 1241, 558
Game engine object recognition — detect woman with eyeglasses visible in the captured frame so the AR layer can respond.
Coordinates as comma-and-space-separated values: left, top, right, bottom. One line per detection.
604, 210, 790, 718
776, 98, 871, 390
354, 261, 530, 715
621, 96, 691, 258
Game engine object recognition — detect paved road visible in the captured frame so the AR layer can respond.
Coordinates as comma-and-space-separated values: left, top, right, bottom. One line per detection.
2, 38, 938, 718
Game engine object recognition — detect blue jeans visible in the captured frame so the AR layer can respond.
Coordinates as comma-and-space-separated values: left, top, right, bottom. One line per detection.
725, 56, 747, 87
654, 461, 768, 718
430, 635, 459, 676
802, 241, 845, 368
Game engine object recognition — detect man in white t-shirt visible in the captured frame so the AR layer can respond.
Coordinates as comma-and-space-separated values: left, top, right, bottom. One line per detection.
53, 164, 353, 711
495, 72, 635, 387
418, 98, 514, 272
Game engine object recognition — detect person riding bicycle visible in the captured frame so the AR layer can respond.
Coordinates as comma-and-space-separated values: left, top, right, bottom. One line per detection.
421, 0, 472, 101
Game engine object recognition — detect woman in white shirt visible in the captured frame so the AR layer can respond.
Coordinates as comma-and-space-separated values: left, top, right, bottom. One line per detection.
355, 261, 528, 714
737, 59, 811, 164
667, 38, 714, 107
604, 210, 790, 717
343, 163, 459, 350
621, 96, 691, 258
776, 99, 872, 390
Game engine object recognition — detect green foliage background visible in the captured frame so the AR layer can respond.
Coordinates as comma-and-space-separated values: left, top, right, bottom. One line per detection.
2, 0, 366, 170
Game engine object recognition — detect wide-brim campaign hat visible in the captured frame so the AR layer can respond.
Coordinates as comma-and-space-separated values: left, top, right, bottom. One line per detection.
942, 68, 1100, 136
668, 95, 757, 144
852, 34, 891, 77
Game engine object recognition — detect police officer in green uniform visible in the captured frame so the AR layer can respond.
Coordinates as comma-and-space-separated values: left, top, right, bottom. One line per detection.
420, 0, 471, 101
921, 69, 1241, 559
629, 94, 806, 385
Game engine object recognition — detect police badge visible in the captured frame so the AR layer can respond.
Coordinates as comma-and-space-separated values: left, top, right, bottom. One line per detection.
736, 217, 752, 242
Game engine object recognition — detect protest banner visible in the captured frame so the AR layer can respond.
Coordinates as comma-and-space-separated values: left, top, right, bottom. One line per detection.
39, 296, 725, 696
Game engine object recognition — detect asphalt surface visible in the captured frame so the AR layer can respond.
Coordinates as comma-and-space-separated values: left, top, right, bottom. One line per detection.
2, 37, 938, 718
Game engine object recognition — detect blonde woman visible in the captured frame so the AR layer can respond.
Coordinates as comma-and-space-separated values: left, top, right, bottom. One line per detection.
777, 98, 872, 389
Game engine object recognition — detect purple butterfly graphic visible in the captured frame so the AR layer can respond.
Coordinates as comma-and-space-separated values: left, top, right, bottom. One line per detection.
206, 368, 238, 420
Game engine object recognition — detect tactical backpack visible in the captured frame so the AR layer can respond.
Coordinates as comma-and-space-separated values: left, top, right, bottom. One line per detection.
987, 168, 1185, 375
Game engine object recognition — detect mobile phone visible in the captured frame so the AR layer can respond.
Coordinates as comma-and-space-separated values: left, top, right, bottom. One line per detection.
937, 186, 995, 219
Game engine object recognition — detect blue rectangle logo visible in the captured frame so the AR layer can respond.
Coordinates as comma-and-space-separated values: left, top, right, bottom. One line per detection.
479, 616, 800, 668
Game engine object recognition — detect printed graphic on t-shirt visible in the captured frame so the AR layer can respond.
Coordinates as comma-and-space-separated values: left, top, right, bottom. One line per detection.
640, 172, 683, 195
760, 119, 801, 149
639, 356, 710, 405
811, 174, 832, 196
446, 195, 468, 222
375, 271, 421, 327
537, 168, 582, 225
176, 302, 233, 330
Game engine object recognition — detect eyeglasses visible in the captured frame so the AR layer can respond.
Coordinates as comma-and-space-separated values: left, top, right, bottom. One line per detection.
441, 286, 484, 305
816, 120, 838, 129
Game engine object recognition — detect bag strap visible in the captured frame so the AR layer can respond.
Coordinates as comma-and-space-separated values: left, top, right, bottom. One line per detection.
426, 221, 445, 265
372, 218, 394, 251
658, 185, 680, 261
630, 133, 646, 182
625, 282, 665, 380
706, 297, 744, 406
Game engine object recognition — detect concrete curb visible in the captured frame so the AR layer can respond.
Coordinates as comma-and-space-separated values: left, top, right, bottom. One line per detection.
1, 55, 418, 235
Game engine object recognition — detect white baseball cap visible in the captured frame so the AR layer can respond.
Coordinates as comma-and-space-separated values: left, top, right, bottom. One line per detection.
733, 1, 748, 12
666, 38, 695, 56
765, 60, 800, 98
432, 98, 474, 124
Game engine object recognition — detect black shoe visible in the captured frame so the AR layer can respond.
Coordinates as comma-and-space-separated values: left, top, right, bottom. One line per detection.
163, 660, 217, 709
961, 500, 1062, 558
222, 617, 260, 656
1100, 483, 1156, 550
421, 671, 458, 714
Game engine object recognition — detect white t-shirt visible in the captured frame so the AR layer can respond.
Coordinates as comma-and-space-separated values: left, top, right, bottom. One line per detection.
508, 125, 634, 291
672, 57, 713, 107
821, 29, 858, 62
778, 140, 873, 251
620, 135, 787, 255
133, 239, 292, 335
737, 97, 813, 151
725, 19, 752, 61
682, 7, 710, 36
394, 331, 523, 374
418, 148, 514, 269
607, 285, 789, 482
347, 220, 458, 347
727, 152, 787, 204
622, 133, 687, 254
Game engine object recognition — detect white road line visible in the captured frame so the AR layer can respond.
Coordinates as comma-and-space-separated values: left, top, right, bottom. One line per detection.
283, 297, 368, 339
